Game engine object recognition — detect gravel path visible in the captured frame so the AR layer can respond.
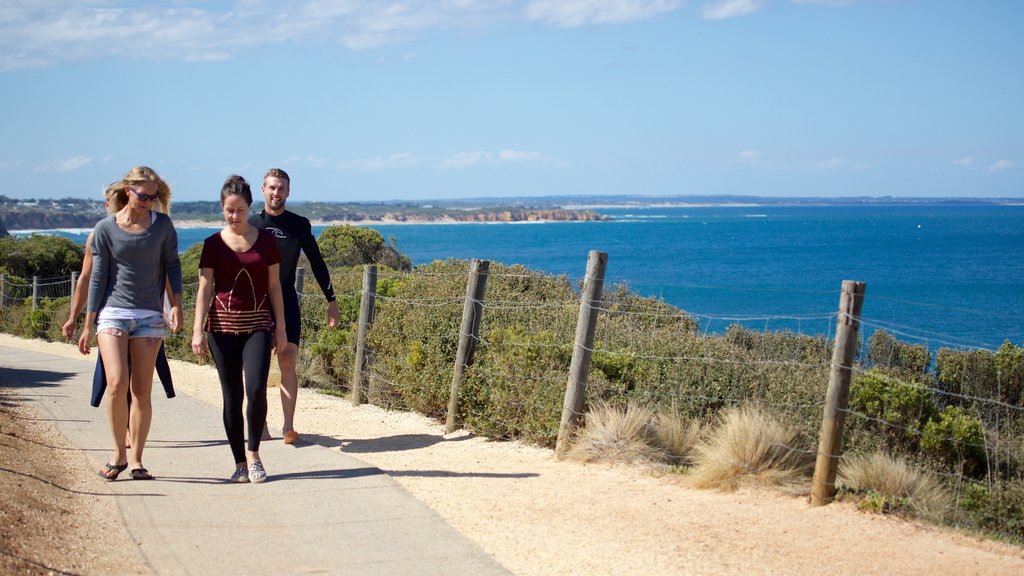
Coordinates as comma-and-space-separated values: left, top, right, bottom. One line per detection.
2, 333, 1023, 575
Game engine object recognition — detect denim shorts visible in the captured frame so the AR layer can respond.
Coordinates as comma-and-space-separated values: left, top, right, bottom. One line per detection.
96, 314, 167, 339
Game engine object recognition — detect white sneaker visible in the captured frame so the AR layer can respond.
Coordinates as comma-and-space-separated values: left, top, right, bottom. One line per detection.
248, 460, 267, 484
230, 466, 250, 483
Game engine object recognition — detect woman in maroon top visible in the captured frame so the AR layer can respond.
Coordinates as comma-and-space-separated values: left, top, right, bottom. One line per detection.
191, 175, 287, 484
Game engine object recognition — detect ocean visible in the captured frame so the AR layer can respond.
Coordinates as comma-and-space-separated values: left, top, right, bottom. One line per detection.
14, 203, 1024, 351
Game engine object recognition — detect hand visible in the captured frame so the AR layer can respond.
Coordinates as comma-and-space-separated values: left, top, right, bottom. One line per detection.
191, 330, 207, 358
61, 316, 76, 341
168, 305, 184, 333
327, 301, 340, 329
77, 328, 92, 356
274, 327, 288, 355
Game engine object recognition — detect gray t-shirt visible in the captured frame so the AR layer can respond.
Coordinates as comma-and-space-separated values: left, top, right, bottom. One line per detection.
87, 212, 183, 314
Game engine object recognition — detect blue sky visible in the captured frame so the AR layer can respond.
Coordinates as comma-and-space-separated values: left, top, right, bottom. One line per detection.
0, 0, 1021, 202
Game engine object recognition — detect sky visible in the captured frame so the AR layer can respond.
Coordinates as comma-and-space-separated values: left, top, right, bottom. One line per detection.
0, 0, 1021, 202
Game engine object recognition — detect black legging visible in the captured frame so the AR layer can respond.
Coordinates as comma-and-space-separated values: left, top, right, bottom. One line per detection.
208, 331, 272, 464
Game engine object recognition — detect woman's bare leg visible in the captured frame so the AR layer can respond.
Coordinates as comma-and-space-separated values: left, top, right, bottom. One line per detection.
127, 336, 161, 469
97, 331, 130, 468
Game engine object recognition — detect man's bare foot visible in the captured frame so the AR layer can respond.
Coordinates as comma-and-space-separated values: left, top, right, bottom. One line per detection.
283, 430, 299, 445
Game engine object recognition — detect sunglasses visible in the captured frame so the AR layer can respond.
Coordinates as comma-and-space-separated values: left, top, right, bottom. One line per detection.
129, 187, 159, 202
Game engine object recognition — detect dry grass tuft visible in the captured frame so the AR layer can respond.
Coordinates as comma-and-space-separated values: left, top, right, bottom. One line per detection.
297, 347, 335, 389
688, 406, 814, 491
656, 409, 702, 465
567, 401, 665, 464
839, 451, 952, 521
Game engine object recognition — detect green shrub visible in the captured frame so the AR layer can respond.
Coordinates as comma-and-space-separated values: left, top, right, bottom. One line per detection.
461, 326, 572, 445
0, 235, 83, 279
920, 406, 988, 478
993, 341, 1024, 407
848, 369, 937, 452
958, 480, 1024, 542
935, 347, 997, 406
317, 225, 412, 271
308, 326, 356, 392
868, 330, 931, 377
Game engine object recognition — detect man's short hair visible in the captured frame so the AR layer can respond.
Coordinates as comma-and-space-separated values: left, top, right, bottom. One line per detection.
264, 168, 290, 185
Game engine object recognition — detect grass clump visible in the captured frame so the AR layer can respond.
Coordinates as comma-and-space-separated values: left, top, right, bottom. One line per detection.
567, 401, 662, 464
688, 406, 814, 492
839, 451, 951, 521
565, 401, 703, 466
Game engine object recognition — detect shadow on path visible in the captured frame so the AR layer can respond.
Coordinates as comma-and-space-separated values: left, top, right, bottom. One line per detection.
0, 366, 78, 389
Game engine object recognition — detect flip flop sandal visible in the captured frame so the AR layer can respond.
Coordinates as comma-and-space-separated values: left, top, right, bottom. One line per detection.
130, 468, 154, 480
99, 463, 128, 481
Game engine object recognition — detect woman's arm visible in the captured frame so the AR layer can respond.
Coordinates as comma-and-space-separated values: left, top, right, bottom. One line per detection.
267, 262, 288, 355
190, 268, 214, 358
80, 227, 109, 355
163, 219, 184, 332
62, 233, 94, 340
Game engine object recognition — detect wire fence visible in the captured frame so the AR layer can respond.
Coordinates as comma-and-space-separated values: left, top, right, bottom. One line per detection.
1, 255, 1022, 542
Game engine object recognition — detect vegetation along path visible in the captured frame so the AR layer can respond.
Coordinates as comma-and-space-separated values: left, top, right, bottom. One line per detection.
1, 334, 1022, 575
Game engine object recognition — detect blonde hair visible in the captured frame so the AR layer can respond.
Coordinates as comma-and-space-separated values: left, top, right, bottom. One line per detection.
105, 165, 172, 214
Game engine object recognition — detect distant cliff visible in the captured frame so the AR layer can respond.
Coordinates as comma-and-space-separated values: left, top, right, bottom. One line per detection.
0, 197, 609, 230
311, 208, 607, 224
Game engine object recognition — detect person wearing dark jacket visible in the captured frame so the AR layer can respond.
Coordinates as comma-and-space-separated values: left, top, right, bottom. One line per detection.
249, 168, 339, 445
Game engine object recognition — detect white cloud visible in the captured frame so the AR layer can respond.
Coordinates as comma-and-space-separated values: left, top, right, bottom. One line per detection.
441, 151, 496, 169
34, 156, 93, 173
702, 0, 766, 20
953, 156, 975, 167
989, 160, 1014, 173
341, 153, 418, 172
441, 149, 561, 169
815, 157, 869, 171
525, 0, 683, 28
498, 149, 544, 162
738, 150, 762, 163
0, 1, 688, 70
790, 0, 857, 6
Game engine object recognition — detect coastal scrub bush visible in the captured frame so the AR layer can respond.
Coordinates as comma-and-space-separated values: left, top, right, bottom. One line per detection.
868, 330, 931, 378
993, 341, 1024, 407
847, 369, 937, 453
920, 406, 988, 478
0, 234, 83, 279
935, 347, 997, 407
957, 479, 1024, 542
461, 326, 572, 444
317, 225, 412, 271
364, 259, 466, 414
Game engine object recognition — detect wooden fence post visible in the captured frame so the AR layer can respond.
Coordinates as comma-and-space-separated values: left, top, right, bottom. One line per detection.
445, 259, 490, 434
350, 265, 377, 407
32, 276, 39, 311
70, 271, 78, 303
810, 280, 867, 506
295, 266, 306, 304
1, 273, 8, 308
555, 250, 608, 457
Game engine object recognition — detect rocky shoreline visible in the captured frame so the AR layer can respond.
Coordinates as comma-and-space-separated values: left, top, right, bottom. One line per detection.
0, 207, 607, 231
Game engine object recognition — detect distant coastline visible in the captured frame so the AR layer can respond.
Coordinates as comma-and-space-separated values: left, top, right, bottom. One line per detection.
2, 194, 1021, 232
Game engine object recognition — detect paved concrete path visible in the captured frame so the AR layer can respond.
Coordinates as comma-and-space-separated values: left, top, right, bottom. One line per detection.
0, 344, 508, 575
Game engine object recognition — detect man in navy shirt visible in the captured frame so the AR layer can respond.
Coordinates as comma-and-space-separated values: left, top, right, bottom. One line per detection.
250, 168, 340, 444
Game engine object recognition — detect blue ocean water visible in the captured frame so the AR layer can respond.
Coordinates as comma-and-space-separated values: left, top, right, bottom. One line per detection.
17, 204, 1024, 350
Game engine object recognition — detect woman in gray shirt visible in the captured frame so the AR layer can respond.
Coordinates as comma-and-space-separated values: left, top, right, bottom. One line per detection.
79, 166, 183, 481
